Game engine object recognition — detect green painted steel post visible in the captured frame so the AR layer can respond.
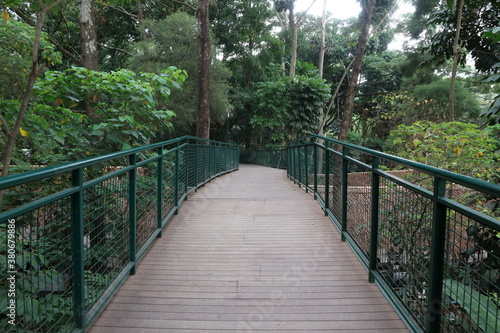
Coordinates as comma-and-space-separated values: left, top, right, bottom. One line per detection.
174, 143, 179, 214
207, 143, 211, 179
226, 145, 229, 171
324, 142, 330, 216
288, 146, 292, 179
184, 141, 189, 194
157, 147, 164, 236
341, 146, 348, 241
368, 157, 380, 283
293, 147, 297, 182
426, 177, 447, 333
313, 139, 318, 196
304, 144, 309, 193
194, 141, 199, 189
287, 146, 291, 178
71, 168, 85, 329
298, 145, 302, 187
202, 141, 206, 183
129, 154, 137, 275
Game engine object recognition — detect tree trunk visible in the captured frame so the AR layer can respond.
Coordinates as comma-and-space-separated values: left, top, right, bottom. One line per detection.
196, 0, 211, 139
317, 0, 327, 137
289, 4, 297, 78
449, 0, 465, 122
79, 0, 99, 71
137, 1, 146, 42
338, 0, 376, 142
79, 0, 99, 119
318, 0, 327, 80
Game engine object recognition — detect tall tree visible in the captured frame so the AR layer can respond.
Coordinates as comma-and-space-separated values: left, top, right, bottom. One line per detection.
79, 0, 98, 71
449, 0, 465, 121
317, 0, 327, 137
338, 0, 376, 141
275, 0, 316, 77
1, 0, 63, 186
79, 0, 99, 119
196, 0, 211, 139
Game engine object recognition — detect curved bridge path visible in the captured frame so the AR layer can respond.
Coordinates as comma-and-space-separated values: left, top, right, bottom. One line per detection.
90, 164, 409, 332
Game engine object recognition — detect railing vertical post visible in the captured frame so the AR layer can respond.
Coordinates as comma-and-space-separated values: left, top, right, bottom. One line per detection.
298, 145, 302, 188
292, 146, 296, 180
129, 154, 137, 275
174, 142, 180, 214
157, 147, 164, 236
287, 146, 291, 179
202, 141, 206, 183
287, 145, 291, 178
324, 142, 330, 216
426, 177, 447, 333
341, 146, 348, 241
313, 139, 318, 196
304, 143, 309, 193
208, 142, 211, 179
224, 145, 227, 172
194, 140, 199, 189
71, 168, 85, 330
184, 140, 189, 194
368, 157, 380, 283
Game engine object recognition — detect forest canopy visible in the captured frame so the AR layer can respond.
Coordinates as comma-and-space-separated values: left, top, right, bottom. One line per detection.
0, 0, 498, 180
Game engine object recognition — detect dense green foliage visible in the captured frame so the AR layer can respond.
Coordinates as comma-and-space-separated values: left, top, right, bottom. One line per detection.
387, 121, 499, 183
1, 66, 186, 169
251, 63, 330, 145
0, 0, 497, 164
0, 19, 61, 99
128, 12, 231, 138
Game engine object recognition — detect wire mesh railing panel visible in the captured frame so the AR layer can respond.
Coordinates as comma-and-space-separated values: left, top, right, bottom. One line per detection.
83, 172, 130, 311
378, 177, 433, 330
442, 209, 500, 332
161, 153, 176, 220
0, 174, 72, 213
178, 146, 188, 198
346, 167, 372, 258
251, 148, 287, 169
315, 146, 327, 205
328, 153, 343, 227
135, 164, 158, 252
1, 197, 75, 332
186, 144, 198, 190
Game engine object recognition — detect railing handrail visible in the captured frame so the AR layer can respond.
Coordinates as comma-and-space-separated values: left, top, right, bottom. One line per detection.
288, 134, 500, 197
0, 135, 238, 190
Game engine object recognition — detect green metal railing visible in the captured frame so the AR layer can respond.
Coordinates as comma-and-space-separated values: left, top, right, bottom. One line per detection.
287, 135, 500, 333
0, 136, 239, 332
241, 147, 287, 169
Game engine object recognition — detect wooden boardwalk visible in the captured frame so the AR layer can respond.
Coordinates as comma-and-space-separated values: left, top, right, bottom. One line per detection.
90, 164, 409, 332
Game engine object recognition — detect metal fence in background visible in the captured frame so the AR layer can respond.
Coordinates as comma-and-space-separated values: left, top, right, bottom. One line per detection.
287, 135, 500, 333
241, 147, 287, 169
0, 136, 239, 332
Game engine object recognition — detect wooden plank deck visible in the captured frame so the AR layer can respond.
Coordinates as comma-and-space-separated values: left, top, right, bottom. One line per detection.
90, 164, 409, 332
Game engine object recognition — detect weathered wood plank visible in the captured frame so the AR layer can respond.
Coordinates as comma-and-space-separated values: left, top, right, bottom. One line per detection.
89, 164, 409, 332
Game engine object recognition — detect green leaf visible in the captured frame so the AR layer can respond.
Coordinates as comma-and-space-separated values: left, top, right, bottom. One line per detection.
53, 135, 65, 145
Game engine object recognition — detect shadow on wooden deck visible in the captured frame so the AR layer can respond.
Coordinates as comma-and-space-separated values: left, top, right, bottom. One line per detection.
89, 164, 409, 332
